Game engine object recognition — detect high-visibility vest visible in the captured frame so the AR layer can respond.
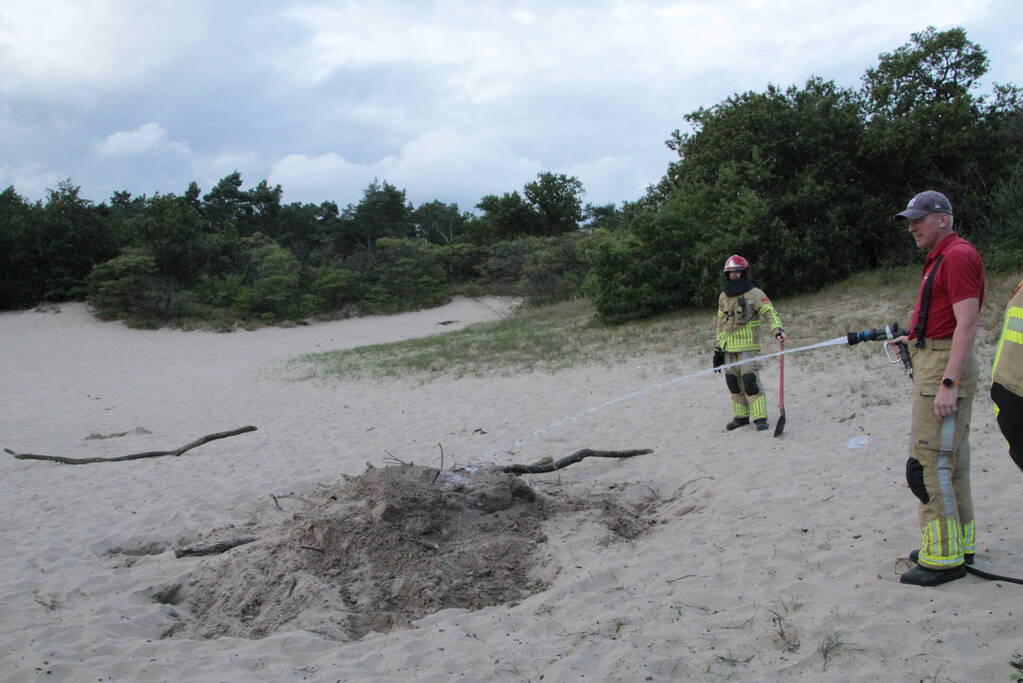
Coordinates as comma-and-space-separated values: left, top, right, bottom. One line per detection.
992, 278, 1023, 399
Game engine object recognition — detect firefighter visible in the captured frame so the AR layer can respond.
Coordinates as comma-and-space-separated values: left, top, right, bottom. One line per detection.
991, 277, 1023, 473
886, 190, 984, 587
712, 255, 786, 431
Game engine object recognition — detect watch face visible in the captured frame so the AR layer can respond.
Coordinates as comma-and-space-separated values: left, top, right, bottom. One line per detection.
942, 378, 954, 387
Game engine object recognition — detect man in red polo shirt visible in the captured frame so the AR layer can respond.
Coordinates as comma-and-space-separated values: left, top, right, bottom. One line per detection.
888, 190, 985, 587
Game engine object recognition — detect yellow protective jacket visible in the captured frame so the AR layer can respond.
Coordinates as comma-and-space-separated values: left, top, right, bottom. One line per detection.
992, 278, 1023, 397
716, 285, 783, 353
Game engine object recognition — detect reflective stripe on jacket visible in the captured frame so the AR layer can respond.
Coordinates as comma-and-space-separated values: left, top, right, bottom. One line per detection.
992, 279, 1023, 398
716, 286, 783, 353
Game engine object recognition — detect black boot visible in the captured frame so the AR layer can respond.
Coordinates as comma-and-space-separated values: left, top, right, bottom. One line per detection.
900, 564, 966, 586
754, 419, 769, 431
909, 549, 974, 565
726, 417, 750, 431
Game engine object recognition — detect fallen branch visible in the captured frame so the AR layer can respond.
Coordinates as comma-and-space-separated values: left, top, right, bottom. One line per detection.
502, 448, 652, 474
175, 535, 258, 558
5, 426, 257, 465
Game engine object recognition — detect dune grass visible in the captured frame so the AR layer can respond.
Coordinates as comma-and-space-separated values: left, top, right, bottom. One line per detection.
294, 297, 710, 381
294, 265, 1020, 383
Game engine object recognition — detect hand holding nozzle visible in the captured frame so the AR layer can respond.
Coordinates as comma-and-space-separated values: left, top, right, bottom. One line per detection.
846, 322, 913, 379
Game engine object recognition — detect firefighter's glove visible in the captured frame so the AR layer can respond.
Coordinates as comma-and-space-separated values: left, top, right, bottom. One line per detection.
713, 348, 725, 373
774, 329, 785, 341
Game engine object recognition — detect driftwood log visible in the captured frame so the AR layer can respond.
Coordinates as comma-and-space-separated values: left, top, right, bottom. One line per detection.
502, 448, 652, 474
175, 535, 258, 558
5, 426, 257, 465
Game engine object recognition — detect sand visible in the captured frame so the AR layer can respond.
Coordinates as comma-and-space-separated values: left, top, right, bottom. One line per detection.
1, 298, 1020, 682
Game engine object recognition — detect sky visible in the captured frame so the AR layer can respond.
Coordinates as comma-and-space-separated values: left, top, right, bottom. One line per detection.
1, 1, 1020, 213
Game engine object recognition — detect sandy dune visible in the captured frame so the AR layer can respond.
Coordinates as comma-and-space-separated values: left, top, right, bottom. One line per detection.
1, 297, 1019, 682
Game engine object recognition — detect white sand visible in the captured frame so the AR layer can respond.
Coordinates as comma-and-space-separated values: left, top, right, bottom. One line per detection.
1, 299, 1020, 682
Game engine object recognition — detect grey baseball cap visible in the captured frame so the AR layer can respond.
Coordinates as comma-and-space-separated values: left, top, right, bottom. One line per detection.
894, 190, 953, 220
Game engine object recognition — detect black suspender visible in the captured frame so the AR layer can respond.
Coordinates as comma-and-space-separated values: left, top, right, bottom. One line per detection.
913, 254, 945, 349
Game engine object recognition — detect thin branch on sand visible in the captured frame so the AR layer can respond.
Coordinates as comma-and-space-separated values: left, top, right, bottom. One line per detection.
5, 426, 257, 465
502, 448, 652, 474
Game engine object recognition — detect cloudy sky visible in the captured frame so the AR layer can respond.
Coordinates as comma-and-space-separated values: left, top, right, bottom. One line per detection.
1, 1, 1019, 212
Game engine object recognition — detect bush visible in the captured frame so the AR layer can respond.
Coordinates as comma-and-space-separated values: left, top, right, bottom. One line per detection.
87, 247, 190, 323
481, 237, 544, 289
308, 265, 366, 314
519, 234, 588, 306
363, 238, 448, 312
443, 242, 487, 283
982, 160, 1023, 272
584, 232, 677, 323
236, 236, 309, 320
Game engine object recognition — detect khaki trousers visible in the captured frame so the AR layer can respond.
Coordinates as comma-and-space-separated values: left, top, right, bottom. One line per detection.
907, 339, 979, 569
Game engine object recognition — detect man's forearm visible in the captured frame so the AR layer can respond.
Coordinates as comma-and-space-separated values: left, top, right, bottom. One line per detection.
944, 298, 980, 380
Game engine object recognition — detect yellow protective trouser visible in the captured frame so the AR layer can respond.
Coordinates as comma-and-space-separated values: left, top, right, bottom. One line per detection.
907, 340, 979, 570
724, 351, 767, 421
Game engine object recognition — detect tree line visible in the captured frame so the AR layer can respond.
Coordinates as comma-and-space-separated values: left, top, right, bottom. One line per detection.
1, 27, 1020, 328
0, 171, 591, 327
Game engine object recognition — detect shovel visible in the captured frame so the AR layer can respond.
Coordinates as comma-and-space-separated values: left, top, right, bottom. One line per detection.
774, 340, 786, 437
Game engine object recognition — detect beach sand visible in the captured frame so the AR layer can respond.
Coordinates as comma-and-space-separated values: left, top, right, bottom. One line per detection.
1, 298, 1019, 682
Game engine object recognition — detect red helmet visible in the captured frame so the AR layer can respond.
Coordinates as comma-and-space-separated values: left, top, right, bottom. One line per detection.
723, 254, 749, 272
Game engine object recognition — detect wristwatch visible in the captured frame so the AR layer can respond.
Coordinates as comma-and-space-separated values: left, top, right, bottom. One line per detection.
941, 377, 960, 388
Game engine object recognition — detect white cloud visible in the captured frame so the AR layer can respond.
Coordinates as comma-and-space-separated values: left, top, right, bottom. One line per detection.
96, 123, 189, 157
568, 155, 660, 207
0, 162, 61, 200
1, 0, 1013, 209
0, 0, 204, 97
271, 0, 982, 105
269, 128, 541, 207
268, 152, 368, 205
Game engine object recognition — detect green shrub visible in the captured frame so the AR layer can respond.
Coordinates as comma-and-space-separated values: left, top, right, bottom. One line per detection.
983, 160, 1023, 272
363, 238, 448, 312
443, 242, 487, 283
519, 234, 588, 306
308, 265, 365, 313
238, 236, 309, 320
87, 247, 191, 323
481, 237, 544, 288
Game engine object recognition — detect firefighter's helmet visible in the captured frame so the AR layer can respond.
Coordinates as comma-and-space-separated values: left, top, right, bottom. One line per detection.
723, 254, 749, 272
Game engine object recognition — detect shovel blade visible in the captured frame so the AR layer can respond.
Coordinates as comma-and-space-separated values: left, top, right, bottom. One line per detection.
773, 411, 786, 437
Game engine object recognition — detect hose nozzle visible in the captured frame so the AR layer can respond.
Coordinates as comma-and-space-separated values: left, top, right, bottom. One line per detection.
847, 323, 903, 345
845, 322, 912, 378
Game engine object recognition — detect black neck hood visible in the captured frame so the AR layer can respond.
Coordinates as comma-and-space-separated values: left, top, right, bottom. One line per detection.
723, 277, 754, 296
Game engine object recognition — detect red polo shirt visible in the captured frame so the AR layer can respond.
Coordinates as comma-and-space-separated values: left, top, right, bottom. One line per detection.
908, 232, 985, 341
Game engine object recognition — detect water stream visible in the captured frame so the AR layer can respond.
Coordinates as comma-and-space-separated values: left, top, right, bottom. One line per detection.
505, 335, 851, 450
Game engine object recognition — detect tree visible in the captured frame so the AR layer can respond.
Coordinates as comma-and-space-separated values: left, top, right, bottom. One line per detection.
202, 172, 249, 233
124, 194, 207, 285
523, 172, 585, 235
0, 186, 43, 309
349, 179, 413, 251
475, 191, 541, 242
860, 27, 1022, 239
37, 180, 115, 300
410, 200, 471, 244
661, 77, 867, 291
583, 203, 624, 232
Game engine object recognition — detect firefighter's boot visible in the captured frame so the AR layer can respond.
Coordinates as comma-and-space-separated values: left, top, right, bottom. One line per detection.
900, 564, 966, 586
726, 417, 750, 431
